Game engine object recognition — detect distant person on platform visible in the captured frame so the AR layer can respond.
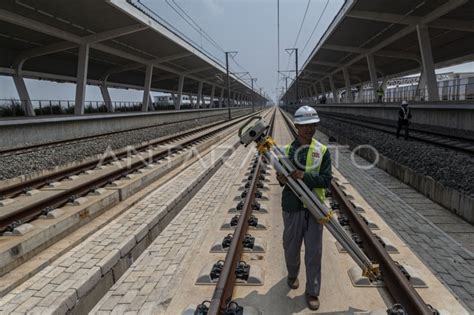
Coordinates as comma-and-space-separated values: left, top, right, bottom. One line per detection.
396, 101, 412, 140
376, 86, 384, 103
320, 94, 327, 104
276, 105, 332, 311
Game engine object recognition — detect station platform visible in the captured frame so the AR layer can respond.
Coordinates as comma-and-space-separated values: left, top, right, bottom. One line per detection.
0, 107, 251, 150
312, 102, 474, 133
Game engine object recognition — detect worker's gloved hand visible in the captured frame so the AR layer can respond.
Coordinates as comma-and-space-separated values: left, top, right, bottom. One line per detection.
290, 170, 304, 180
276, 172, 287, 186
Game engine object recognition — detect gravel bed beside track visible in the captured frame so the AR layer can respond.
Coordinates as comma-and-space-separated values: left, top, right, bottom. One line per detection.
0, 110, 251, 181
319, 112, 474, 140
319, 117, 474, 197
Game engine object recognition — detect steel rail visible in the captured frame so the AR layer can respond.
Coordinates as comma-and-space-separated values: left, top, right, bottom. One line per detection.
207, 109, 276, 315
0, 111, 262, 233
331, 182, 433, 314
320, 111, 474, 143
280, 107, 434, 314
0, 111, 248, 157
319, 112, 474, 155
0, 110, 262, 199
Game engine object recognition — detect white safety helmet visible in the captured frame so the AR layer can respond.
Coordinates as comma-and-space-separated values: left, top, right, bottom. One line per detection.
402, 100, 408, 106
294, 105, 320, 125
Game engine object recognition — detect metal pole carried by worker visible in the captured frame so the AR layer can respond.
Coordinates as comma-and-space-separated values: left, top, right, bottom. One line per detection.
238, 115, 381, 284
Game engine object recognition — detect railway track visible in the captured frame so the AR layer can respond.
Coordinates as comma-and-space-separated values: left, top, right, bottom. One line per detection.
0, 111, 249, 158
82, 107, 466, 314
200, 109, 276, 315
0, 111, 260, 201
0, 111, 262, 234
280, 109, 438, 314
319, 112, 474, 155
0, 109, 275, 313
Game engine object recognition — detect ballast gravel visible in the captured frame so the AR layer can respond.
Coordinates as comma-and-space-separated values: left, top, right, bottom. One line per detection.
0, 110, 251, 181
319, 116, 474, 197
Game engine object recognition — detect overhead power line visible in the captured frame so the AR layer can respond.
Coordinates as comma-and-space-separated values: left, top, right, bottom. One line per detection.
158, 0, 258, 91
292, 0, 311, 48
283, 0, 311, 84
301, 0, 330, 55
170, 0, 226, 53
277, 0, 280, 73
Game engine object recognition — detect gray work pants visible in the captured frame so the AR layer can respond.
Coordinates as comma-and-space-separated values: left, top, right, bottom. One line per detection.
282, 209, 323, 297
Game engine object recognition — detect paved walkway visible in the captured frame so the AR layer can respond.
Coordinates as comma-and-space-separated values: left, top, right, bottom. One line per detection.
91, 143, 253, 314
318, 130, 474, 312
0, 133, 241, 314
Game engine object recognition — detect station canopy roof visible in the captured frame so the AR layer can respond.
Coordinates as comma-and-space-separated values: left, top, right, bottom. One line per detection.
286, 0, 474, 98
0, 0, 265, 101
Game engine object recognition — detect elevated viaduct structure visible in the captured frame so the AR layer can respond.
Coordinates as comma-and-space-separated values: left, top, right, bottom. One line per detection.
0, 0, 266, 116
282, 0, 474, 104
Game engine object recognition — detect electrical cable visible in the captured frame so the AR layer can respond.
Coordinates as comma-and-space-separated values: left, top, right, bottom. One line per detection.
168, 1, 259, 93
135, 0, 262, 98
170, 0, 226, 53
277, 0, 280, 74
283, 0, 311, 76
157, 0, 257, 93
300, 0, 329, 56
292, 0, 311, 48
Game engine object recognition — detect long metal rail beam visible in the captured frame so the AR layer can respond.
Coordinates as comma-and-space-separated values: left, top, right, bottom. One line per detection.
280, 108, 434, 314
208, 109, 275, 314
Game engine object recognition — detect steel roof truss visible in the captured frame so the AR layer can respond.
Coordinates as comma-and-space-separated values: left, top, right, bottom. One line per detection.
348, 9, 474, 33
14, 24, 148, 69
0, 8, 228, 89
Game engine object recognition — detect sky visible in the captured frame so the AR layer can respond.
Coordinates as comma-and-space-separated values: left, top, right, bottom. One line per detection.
1, 0, 473, 103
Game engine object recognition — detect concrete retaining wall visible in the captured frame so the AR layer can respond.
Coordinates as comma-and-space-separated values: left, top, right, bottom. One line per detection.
0, 107, 251, 149
312, 103, 474, 132
319, 125, 474, 224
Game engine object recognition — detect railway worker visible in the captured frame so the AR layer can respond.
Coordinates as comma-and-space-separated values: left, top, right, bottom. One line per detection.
396, 100, 412, 140
376, 86, 384, 103
276, 105, 332, 311
320, 94, 327, 104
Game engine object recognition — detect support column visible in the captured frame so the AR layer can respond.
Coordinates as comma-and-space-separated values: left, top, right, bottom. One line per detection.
416, 70, 427, 100
329, 75, 338, 103
366, 53, 379, 101
218, 88, 224, 107
75, 44, 90, 115
100, 83, 114, 112
171, 93, 177, 107
149, 95, 154, 110
196, 81, 203, 108
416, 24, 439, 101
234, 93, 238, 106
209, 85, 215, 108
175, 75, 185, 110
319, 81, 326, 97
13, 74, 35, 116
311, 85, 318, 104
312, 84, 318, 96
141, 64, 153, 111
342, 67, 354, 103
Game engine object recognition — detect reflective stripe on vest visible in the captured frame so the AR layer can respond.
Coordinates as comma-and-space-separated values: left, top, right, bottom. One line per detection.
285, 138, 327, 202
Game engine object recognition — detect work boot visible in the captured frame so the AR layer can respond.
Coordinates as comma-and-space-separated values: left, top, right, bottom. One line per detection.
305, 294, 320, 310
287, 276, 299, 289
